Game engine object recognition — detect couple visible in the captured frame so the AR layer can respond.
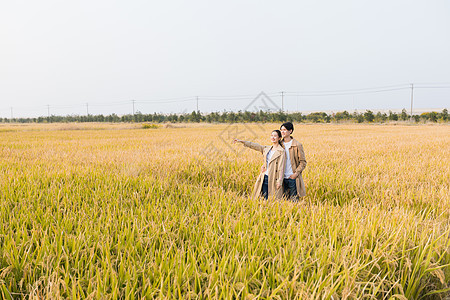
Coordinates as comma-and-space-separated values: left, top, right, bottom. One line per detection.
233, 122, 307, 201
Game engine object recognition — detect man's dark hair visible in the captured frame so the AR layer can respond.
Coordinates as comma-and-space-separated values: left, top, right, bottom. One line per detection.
280, 122, 294, 133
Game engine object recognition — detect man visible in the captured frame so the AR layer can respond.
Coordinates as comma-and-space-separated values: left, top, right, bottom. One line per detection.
280, 122, 307, 200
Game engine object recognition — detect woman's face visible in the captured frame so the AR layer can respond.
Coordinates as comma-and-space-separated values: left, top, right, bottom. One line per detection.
270, 131, 280, 144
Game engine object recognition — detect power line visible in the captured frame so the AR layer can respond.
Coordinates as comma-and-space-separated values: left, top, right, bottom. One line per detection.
414, 82, 450, 86
285, 84, 409, 94
285, 87, 411, 97
412, 86, 450, 89
138, 98, 194, 103
2, 83, 448, 118
197, 93, 266, 98
89, 101, 131, 107
285, 84, 450, 97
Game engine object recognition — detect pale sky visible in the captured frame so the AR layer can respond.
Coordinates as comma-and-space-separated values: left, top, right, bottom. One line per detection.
1, 0, 449, 118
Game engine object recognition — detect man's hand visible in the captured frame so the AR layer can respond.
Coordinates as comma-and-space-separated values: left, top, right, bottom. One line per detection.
289, 173, 299, 180
260, 165, 266, 173
276, 183, 282, 190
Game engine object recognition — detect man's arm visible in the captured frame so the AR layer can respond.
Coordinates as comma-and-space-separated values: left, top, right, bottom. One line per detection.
294, 143, 307, 174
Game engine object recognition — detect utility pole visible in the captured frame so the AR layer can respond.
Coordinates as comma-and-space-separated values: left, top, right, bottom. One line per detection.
132, 100, 135, 115
47, 105, 50, 118
10, 107, 13, 121
86, 103, 89, 116
410, 83, 414, 122
196, 96, 199, 112
281, 91, 284, 111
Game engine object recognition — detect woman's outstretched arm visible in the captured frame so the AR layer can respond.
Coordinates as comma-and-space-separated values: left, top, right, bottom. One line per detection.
233, 139, 265, 153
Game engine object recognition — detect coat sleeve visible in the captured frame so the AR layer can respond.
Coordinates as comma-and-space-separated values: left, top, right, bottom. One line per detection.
277, 150, 286, 185
243, 141, 265, 153
294, 143, 307, 174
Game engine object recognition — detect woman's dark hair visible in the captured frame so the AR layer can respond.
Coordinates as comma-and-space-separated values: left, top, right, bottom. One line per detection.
280, 122, 294, 134
272, 130, 283, 146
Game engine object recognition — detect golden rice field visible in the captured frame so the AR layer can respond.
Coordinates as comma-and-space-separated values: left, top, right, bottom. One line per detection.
0, 122, 449, 299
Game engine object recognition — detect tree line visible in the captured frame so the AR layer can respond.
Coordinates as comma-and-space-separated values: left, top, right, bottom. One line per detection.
1, 108, 448, 124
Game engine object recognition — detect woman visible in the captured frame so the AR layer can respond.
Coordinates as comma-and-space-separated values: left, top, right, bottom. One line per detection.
233, 130, 286, 200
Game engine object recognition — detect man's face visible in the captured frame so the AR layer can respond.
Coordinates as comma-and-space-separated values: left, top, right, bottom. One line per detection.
280, 126, 291, 138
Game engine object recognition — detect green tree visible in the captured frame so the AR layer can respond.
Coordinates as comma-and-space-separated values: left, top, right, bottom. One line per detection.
440, 108, 448, 121
364, 110, 375, 122
400, 108, 409, 121
375, 112, 387, 122
388, 111, 398, 121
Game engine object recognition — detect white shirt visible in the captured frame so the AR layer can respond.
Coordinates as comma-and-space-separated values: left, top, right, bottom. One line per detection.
264, 149, 274, 176
283, 140, 294, 178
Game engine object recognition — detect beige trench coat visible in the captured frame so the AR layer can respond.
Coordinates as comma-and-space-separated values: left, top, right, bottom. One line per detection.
243, 141, 286, 199
285, 137, 307, 197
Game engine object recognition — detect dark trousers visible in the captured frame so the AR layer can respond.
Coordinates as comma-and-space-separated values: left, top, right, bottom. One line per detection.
261, 175, 269, 200
283, 178, 299, 201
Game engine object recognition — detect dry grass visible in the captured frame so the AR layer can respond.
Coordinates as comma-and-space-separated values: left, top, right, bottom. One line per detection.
0, 123, 449, 299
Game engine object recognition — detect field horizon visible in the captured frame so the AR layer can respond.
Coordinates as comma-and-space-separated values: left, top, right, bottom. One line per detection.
1, 123, 449, 299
